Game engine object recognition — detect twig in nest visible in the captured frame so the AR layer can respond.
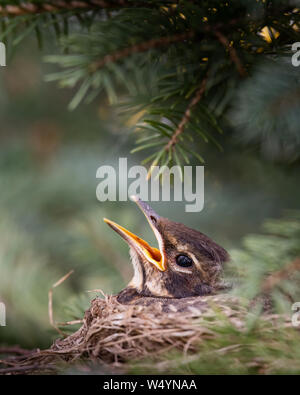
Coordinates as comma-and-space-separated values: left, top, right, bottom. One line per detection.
57, 320, 84, 326
86, 288, 107, 299
48, 270, 74, 337
0, 364, 54, 374
165, 76, 208, 152
0, 347, 33, 356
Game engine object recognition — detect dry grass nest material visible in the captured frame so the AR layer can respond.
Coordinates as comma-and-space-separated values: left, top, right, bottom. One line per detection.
0, 294, 291, 374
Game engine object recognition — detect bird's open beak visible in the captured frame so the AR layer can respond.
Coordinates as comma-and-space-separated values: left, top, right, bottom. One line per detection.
103, 196, 165, 271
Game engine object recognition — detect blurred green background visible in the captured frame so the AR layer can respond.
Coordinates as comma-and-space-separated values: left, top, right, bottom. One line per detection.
0, 38, 300, 350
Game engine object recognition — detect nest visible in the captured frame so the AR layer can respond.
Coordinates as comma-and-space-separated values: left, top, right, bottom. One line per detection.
0, 294, 290, 374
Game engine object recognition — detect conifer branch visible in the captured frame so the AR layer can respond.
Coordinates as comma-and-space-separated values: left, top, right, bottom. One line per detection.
214, 30, 247, 78
0, 0, 167, 16
165, 76, 208, 152
262, 258, 300, 293
89, 31, 195, 72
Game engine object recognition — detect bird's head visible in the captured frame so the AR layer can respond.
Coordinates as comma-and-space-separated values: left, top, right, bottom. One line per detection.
104, 197, 229, 303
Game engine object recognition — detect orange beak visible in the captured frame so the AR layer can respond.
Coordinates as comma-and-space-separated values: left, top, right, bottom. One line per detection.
103, 197, 165, 271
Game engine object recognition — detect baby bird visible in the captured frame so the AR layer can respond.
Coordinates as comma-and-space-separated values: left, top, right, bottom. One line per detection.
104, 197, 229, 311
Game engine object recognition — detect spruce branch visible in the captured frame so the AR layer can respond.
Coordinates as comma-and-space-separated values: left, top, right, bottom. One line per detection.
0, 0, 161, 16
262, 258, 300, 293
3, 0, 298, 166
214, 30, 247, 78
165, 76, 208, 152
89, 31, 195, 72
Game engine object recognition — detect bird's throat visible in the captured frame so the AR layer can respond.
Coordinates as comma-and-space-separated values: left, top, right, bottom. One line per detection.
128, 248, 145, 291
126, 248, 171, 299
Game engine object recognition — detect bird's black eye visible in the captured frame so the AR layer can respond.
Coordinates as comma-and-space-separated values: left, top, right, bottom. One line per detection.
150, 215, 157, 224
176, 254, 193, 268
